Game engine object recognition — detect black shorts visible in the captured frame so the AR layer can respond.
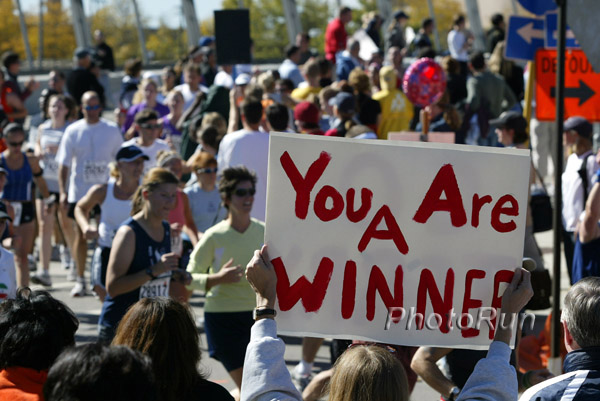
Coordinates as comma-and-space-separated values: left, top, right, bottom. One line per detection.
67, 203, 101, 220
204, 311, 253, 371
8, 201, 36, 226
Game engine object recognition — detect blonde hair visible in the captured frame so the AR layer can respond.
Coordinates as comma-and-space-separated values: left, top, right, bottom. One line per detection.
131, 168, 179, 215
488, 41, 515, 79
132, 78, 159, 105
328, 345, 409, 401
201, 112, 227, 137
156, 150, 182, 168
348, 68, 371, 94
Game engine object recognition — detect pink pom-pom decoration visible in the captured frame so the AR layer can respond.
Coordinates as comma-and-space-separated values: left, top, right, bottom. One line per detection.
402, 58, 447, 108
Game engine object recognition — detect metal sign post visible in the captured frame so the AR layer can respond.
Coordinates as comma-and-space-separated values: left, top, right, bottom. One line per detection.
549, 0, 566, 376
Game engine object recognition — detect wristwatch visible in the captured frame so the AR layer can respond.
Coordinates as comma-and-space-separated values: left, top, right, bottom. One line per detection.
253, 307, 277, 321
145, 267, 157, 280
448, 386, 461, 401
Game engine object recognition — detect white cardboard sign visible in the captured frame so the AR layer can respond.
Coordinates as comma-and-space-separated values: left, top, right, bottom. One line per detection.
264, 133, 531, 348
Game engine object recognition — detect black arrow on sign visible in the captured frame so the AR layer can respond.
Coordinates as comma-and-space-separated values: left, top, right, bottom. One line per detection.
551, 80, 595, 106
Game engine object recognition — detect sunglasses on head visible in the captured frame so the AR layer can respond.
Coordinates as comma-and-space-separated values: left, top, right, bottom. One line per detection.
197, 167, 218, 174
84, 104, 101, 111
8, 141, 23, 147
234, 188, 256, 197
140, 123, 163, 130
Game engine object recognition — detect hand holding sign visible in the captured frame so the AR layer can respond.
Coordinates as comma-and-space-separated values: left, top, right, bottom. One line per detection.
246, 245, 277, 309
494, 267, 533, 346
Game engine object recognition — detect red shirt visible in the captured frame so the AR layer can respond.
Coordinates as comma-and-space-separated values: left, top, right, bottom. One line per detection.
0, 367, 47, 401
325, 18, 347, 64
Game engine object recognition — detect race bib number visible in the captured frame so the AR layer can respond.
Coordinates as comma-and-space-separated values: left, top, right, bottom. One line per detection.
42, 154, 60, 181
139, 273, 171, 299
83, 161, 108, 184
10, 202, 22, 226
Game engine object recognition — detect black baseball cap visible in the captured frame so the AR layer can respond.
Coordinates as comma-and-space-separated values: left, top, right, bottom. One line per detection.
489, 111, 527, 133
116, 145, 149, 162
0, 203, 12, 222
564, 116, 593, 139
394, 11, 409, 20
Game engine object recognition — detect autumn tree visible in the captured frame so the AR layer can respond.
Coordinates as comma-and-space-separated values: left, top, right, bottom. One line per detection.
0, 0, 26, 58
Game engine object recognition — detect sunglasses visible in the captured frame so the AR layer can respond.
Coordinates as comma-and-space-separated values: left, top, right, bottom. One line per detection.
234, 188, 256, 197
197, 167, 218, 174
84, 104, 101, 111
140, 123, 163, 130
8, 141, 23, 147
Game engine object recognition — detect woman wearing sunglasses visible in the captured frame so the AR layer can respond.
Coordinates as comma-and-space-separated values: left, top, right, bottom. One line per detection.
1, 123, 50, 287
186, 166, 264, 399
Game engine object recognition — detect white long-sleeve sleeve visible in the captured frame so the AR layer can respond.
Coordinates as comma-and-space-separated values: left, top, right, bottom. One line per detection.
241, 319, 302, 401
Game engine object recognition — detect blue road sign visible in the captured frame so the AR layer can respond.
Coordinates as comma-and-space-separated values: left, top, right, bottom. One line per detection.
505, 16, 545, 61
517, 0, 557, 15
544, 13, 580, 49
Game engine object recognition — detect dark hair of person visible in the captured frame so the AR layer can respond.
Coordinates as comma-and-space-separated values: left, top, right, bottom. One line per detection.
339, 7, 352, 17
184, 62, 202, 76
124, 58, 143, 77
49, 69, 66, 80
43, 343, 156, 401
197, 126, 220, 152
285, 44, 300, 59
469, 52, 486, 71
113, 297, 203, 401
422, 18, 434, 29
218, 166, 257, 209
134, 108, 160, 125
40, 89, 59, 119
131, 167, 180, 215
240, 97, 263, 125
453, 14, 465, 26
491, 13, 504, 27
277, 78, 295, 92
0, 288, 78, 371
1, 51, 19, 70
266, 103, 289, 131
417, 47, 436, 59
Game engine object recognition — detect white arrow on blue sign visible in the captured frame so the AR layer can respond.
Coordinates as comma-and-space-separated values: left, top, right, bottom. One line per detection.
505, 16, 545, 61
517, 0, 557, 15
544, 13, 580, 49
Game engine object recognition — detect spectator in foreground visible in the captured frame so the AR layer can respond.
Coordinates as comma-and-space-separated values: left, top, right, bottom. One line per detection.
241, 246, 533, 401
0, 288, 78, 400
112, 297, 234, 401
520, 276, 600, 400
43, 343, 156, 401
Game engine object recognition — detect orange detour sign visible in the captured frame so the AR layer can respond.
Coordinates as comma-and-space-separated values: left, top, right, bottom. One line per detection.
536, 49, 600, 121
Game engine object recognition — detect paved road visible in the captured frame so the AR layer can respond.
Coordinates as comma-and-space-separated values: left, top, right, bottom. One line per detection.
26, 210, 568, 400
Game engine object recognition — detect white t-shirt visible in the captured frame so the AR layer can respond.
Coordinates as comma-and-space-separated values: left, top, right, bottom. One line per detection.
38, 120, 68, 194
56, 118, 123, 203
0, 247, 16, 301
217, 129, 269, 222
448, 29, 468, 62
174, 83, 208, 111
562, 150, 599, 231
122, 138, 171, 175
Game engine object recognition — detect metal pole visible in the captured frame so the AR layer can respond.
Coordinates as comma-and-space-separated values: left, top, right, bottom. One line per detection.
13, 0, 35, 69
426, 0, 442, 51
38, 0, 43, 69
510, 0, 519, 14
550, 0, 566, 377
463, 0, 486, 52
130, 0, 149, 65
182, 0, 200, 48
281, 0, 302, 45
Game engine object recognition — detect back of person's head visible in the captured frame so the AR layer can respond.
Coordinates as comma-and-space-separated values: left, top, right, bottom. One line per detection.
441, 55, 460, 75
44, 343, 156, 401
285, 44, 300, 59
469, 52, 486, 71
113, 297, 201, 401
1, 51, 19, 70
417, 47, 436, 59
0, 288, 78, 370
124, 58, 143, 77
339, 7, 352, 18
422, 18, 434, 30
266, 103, 290, 131
491, 13, 504, 27
258, 70, 277, 93
277, 78, 295, 93
201, 111, 227, 137
348, 68, 371, 94
195, 126, 221, 153
0, 288, 78, 371
240, 97, 263, 125
347, 38, 360, 53
562, 277, 600, 348
329, 345, 409, 401
453, 14, 465, 26
134, 108, 159, 125
303, 60, 320, 81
